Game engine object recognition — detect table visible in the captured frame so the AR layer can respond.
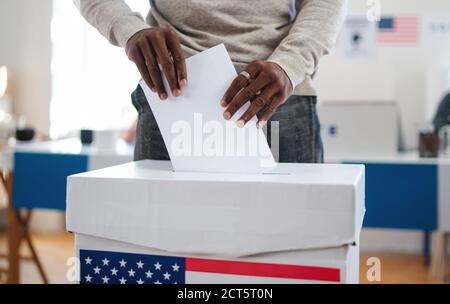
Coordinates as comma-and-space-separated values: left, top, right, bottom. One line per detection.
0, 138, 133, 283
328, 151, 450, 281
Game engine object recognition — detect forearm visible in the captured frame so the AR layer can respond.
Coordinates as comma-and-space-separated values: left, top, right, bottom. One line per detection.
73, 0, 150, 47
268, 0, 347, 89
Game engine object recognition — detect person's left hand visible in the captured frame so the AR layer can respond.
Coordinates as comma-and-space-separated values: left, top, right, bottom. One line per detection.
220, 61, 293, 129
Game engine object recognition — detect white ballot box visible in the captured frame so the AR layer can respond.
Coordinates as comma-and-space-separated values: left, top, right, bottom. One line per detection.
67, 160, 365, 284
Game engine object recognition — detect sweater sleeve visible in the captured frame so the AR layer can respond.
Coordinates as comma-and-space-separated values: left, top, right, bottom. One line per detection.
267, 0, 347, 89
73, 0, 150, 48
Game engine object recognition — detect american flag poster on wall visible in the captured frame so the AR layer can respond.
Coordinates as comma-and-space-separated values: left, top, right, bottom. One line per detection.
79, 250, 342, 284
377, 16, 419, 45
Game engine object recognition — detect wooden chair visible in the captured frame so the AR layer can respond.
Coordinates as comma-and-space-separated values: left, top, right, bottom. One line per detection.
430, 231, 449, 283
0, 170, 48, 284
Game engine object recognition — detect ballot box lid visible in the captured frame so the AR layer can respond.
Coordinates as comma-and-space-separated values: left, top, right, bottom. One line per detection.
67, 160, 365, 258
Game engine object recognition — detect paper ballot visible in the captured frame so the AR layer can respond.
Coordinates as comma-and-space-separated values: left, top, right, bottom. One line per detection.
140, 44, 275, 173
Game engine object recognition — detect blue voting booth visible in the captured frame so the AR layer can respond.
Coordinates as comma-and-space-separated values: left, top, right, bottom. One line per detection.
12, 152, 88, 210
361, 162, 437, 230
344, 160, 439, 261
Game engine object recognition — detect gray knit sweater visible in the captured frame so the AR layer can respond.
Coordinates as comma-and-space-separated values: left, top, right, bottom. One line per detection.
74, 0, 347, 96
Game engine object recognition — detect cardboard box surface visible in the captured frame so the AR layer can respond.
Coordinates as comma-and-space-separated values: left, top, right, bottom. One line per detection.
76, 233, 359, 284
67, 160, 365, 257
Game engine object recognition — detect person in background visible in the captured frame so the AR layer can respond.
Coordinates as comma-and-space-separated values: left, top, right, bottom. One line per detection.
75, 0, 347, 163
433, 92, 450, 133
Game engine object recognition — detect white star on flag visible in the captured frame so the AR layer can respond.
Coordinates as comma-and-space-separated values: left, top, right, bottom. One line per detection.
163, 272, 171, 280
136, 260, 144, 269
172, 263, 180, 272
119, 259, 127, 267
154, 261, 162, 270
80, 250, 186, 284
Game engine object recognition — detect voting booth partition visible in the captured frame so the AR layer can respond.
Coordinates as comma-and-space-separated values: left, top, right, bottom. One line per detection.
66, 161, 365, 284
319, 101, 399, 160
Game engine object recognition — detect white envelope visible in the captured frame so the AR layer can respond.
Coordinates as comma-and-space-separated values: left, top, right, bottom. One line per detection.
140, 44, 275, 173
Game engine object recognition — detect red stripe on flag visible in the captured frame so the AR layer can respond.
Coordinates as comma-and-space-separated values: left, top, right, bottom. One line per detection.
185, 257, 340, 282
377, 16, 419, 45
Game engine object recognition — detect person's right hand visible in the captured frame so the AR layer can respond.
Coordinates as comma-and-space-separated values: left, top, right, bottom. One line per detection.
126, 28, 187, 100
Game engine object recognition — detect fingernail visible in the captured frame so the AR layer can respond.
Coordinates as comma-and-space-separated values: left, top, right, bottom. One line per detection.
160, 93, 167, 100
236, 120, 245, 128
173, 89, 181, 97
223, 112, 231, 120
180, 79, 188, 88
257, 121, 267, 129
220, 99, 227, 107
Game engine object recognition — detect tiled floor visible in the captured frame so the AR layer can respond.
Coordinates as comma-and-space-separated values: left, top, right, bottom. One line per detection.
0, 232, 446, 284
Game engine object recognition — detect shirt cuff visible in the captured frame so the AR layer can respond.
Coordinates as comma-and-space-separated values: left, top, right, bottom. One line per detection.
266, 54, 307, 90
110, 16, 151, 48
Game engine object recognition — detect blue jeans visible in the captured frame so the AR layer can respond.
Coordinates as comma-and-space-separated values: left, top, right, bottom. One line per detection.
131, 85, 323, 163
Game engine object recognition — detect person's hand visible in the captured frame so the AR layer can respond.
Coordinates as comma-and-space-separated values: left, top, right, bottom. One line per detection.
126, 28, 187, 100
221, 61, 293, 128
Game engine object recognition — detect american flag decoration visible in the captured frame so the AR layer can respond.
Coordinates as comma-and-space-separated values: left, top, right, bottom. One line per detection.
79, 250, 341, 284
377, 16, 419, 45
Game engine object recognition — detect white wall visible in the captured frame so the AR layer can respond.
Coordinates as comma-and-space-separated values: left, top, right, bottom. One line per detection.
0, 0, 64, 232
0, 0, 52, 135
316, 0, 450, 253
315, 0, 450, 149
